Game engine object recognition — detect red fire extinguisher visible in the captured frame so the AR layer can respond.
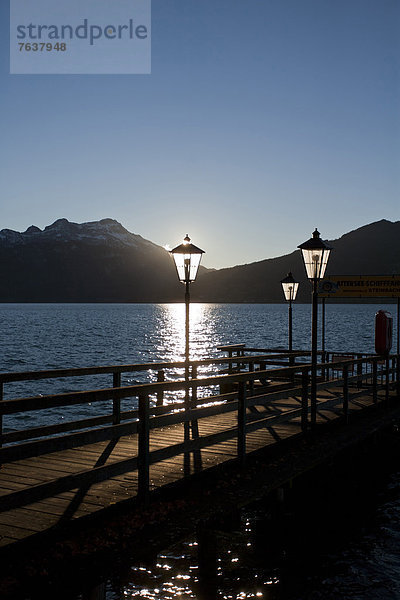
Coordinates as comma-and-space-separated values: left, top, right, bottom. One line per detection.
375, 310, 393, 355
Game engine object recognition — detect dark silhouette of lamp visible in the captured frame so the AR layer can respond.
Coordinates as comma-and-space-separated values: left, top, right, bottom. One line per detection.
170, 234, 205, 366
280, 272, 299, 356
298, 229, 332, 429
170, 234, 205, 474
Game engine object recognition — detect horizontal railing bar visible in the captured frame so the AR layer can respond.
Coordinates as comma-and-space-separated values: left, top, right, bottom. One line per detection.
2, 400, 196, 444
244, 347, 311, 354
0, 388, 122, 415
0, 351, 396, 387
0, 357, 393, 417
2, 401, 188, 444
1, 414, 113, 444
0, 454, 139, 513
0, 353, 303, 384
0, 388, 277, 445
0, 367, 301, 415
0, 419, 139, 464
0, 362, 190, 383
216, 343, 247, 349
325, 351, 377, 357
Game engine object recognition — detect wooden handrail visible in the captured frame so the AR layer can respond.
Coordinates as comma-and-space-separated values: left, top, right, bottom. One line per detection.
0, 352, 305, 384
0, 356, 395, 417
0, 353, 397, 514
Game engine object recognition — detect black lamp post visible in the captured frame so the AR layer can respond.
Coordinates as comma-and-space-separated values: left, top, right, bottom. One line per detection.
280, 272, 299, 355
298, 229, 332, 429
170, 235, 204, 474
170, 234, 205, 368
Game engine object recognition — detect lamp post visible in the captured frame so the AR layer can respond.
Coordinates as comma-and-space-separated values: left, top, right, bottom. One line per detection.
280, 272, 299, 355
298, 229, 332, 429
170, 235, 205, 474
170, 234, 205, 367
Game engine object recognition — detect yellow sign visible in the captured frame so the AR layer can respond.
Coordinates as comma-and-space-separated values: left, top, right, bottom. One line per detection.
319, 275, 400, 298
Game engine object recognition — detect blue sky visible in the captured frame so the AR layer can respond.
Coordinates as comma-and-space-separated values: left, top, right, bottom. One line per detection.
1, 0, 399, 268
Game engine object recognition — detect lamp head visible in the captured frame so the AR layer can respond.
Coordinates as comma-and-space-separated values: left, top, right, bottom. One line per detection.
298, 229, 332, 281
280, 272, 299, 301
170, 234, 205, 283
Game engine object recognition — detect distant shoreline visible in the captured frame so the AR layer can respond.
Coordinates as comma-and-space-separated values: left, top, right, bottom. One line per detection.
0, 299, 398, 305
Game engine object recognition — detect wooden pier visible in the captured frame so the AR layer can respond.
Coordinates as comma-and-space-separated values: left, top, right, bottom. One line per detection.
0, 346, 399, 589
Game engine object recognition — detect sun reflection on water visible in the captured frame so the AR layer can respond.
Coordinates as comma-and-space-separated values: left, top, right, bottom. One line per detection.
153, 303, 220, 364
108, 511, 281, 600
145, 304, 224, 405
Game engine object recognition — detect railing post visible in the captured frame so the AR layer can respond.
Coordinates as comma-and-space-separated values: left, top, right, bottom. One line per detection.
385, 356, 390, 408
191, 365, 198, 407
157, 370, 165, 407
248, 362, 254, 395
138, 393, 150, 502
191, 365, 202, 472
343, 365, 349, 425
372, 359, 378, 404
228, 350, 233, 374
301, 370, 308, 434
239, 348, 245, 371
183, 358, 191, 477
112, 372, 121, 425
321, 351, 326, 381
289, 353, 296, 383
0, 382, 3, 449
325, 352, 329, 381
237, 380, 246, 466
356, 355, 362, 389
397, 355, 400, 398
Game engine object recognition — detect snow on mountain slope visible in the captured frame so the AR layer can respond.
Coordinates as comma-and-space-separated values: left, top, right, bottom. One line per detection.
0, 218, 159, 250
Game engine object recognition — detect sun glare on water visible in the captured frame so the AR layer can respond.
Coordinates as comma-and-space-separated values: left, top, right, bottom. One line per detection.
156, 303, 215, 364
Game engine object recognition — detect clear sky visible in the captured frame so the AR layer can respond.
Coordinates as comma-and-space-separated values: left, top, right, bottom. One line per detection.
1, 0, 399, 269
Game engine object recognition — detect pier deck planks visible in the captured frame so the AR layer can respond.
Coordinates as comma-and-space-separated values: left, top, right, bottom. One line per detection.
0, 385, 387, 548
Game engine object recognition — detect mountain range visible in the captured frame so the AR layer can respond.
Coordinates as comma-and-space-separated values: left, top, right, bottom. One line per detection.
0, 218, 399, 302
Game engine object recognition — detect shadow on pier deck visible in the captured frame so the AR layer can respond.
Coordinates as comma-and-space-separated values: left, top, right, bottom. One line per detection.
0, 348, 399, 594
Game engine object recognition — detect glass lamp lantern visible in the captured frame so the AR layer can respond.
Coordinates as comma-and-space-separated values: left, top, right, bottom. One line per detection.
298, 229, 332, 280
280, 272, 299, 302
170, 235, 205, 283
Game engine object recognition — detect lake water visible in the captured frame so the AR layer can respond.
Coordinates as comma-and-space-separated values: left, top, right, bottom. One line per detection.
1, 302, 397, 430
1, 301, 397, 382
0, 302, 399, 600
1, 302, 397, 427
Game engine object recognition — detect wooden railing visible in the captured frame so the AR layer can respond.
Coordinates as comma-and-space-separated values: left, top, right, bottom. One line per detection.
0, 349, 311, 443
0, 352, 399, 512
